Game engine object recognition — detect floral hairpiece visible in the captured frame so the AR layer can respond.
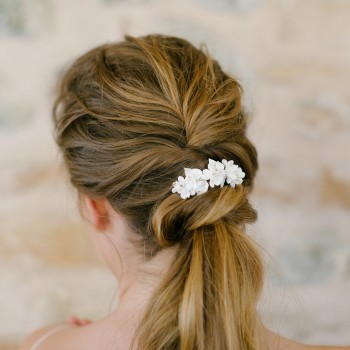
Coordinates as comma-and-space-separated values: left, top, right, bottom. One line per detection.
172, 158, 245, 199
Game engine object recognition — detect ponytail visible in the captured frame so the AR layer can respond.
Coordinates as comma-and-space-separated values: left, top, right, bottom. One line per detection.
137, 186, 264, 350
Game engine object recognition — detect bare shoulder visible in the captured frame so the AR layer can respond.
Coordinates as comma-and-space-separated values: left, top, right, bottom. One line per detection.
18, 320, 116, 350
19, 323, 74, 350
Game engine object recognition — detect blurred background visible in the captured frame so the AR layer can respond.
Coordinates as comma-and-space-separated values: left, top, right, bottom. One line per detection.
0, 0, 349, 348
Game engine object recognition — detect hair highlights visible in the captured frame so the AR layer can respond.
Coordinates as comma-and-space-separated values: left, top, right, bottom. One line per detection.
53, 34, 264, 349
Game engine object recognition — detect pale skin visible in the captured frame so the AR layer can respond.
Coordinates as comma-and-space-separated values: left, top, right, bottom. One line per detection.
20, 196, 350, 350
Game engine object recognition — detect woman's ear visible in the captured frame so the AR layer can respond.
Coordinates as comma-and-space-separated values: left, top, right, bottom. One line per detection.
82, 196, 110, 232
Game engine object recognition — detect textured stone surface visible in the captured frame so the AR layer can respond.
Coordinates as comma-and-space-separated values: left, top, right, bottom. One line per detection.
0, 0, 52, 36
0, 0, 349, 346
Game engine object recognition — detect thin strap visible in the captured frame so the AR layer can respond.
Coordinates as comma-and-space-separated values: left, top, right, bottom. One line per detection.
29, 325, 70, 350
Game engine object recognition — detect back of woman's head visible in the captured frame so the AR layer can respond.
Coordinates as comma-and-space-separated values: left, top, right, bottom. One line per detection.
53, 34, 264, 350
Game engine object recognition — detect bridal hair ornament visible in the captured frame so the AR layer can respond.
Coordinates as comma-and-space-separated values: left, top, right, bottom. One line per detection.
172, 159, 245, 200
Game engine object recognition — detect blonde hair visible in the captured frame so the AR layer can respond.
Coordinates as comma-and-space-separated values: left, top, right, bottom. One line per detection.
53, 34, 264, 349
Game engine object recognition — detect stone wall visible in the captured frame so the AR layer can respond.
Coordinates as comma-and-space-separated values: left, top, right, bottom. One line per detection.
0, 0, 349, 347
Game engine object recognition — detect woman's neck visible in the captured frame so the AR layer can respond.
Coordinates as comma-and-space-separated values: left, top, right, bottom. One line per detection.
114, 244, 178, 316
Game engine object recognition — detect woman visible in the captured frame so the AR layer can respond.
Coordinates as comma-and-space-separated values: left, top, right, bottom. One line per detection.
20, 34, 350, 350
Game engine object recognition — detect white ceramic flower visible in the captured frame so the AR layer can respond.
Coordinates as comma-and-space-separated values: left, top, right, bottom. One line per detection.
172, 168, 209, 199
207, 158, 226, 188
172, 158, 245, 199
194, 177, 209, 195
185, 168, 209, 196
172, 175, 191, 199
223, 159, 245, 188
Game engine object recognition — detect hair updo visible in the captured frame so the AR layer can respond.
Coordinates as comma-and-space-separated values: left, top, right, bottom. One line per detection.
53, 34, 264, 350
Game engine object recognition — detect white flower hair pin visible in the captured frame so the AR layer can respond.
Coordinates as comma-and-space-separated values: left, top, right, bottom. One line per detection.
172, 158, 245, 199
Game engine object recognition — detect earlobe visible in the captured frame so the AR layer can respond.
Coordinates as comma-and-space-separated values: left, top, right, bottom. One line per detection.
82, 196, 110, 232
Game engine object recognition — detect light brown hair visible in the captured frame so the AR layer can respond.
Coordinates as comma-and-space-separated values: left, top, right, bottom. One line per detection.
53, 34, 264, 349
